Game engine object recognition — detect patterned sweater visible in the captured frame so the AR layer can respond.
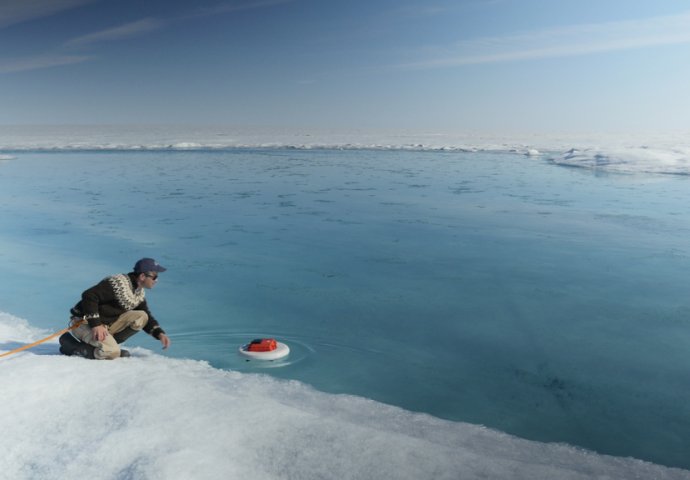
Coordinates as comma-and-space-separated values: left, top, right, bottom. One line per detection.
70, 272, 165, 339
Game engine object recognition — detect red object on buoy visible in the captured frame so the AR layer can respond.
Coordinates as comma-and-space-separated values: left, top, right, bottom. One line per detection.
246, 338, 277, 352
239, 338, 290, 360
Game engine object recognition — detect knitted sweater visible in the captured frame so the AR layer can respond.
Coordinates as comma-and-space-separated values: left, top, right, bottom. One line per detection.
70, 272, 165, 339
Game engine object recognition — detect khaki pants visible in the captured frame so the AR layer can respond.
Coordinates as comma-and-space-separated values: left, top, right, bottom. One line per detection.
72, 311, 148, 360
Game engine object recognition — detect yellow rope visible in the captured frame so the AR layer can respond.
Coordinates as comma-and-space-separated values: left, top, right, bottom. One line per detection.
0, 320, 85, 359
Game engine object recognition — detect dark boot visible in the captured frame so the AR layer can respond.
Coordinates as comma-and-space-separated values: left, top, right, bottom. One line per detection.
119, 349, 131, 358
59, 332, 96, 359
113, 327, 139, 344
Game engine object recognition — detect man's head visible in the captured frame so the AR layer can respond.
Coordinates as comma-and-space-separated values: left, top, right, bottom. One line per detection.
133, 258, 167, 288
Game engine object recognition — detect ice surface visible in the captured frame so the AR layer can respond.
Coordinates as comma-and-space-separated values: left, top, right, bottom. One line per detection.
552, 145, 690, 174
2, 126, 690, 476
1, 315, 689, 480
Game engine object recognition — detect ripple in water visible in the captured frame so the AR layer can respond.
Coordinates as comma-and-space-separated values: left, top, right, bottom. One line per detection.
168, 330, 315, 371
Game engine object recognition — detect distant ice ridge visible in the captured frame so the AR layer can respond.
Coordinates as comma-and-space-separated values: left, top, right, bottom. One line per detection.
2, 314, 690, 480
552, 145, 690, 175
0, 125, 518, 153
1, 125, 689, 174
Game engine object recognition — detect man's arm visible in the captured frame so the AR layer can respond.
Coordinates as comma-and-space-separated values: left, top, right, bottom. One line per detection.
138, 299, 170, 349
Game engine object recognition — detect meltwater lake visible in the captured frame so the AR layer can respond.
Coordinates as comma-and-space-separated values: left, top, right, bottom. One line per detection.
1, 139, 689, 470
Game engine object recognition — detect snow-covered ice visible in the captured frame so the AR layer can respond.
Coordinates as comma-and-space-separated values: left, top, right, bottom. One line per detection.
2, 314, 689, 480
1, 125, 689, 174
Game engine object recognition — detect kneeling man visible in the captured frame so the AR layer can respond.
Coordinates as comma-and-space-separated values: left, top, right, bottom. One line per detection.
60, 258, 171, 359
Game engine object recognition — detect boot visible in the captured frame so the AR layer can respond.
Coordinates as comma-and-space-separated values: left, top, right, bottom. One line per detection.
59, 332, 96, 359
113, 327, 138, 344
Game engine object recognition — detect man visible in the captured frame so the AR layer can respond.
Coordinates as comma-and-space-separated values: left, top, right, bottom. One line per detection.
59, 258, 171, 359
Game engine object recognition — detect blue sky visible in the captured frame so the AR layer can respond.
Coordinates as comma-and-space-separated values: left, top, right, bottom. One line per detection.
1, 0, 689, 132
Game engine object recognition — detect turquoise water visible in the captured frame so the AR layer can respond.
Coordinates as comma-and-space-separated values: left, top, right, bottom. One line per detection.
1, 149, 689, 468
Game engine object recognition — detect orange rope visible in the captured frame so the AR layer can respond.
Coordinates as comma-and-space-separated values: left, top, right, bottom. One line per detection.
0, 320, 85, 359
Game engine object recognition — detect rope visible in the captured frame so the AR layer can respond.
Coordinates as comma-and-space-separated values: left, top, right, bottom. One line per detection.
0, 320, 85, 359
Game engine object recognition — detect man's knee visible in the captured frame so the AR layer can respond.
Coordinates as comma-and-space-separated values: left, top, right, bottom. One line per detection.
130, 311, 148, 330
119, 310, 148, 331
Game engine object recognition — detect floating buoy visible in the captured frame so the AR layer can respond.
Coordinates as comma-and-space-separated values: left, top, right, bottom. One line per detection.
238, 338, 290, 361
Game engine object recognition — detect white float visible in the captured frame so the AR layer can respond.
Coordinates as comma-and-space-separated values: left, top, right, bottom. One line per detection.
238, 338, 290, 361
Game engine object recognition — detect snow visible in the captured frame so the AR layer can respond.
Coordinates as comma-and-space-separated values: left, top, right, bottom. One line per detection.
1, 313, 689, 480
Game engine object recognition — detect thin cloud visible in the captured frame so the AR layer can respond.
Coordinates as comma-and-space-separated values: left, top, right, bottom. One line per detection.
399, 10, 690, 69
0, 54, 92, 74
1, 0, 290, 75
0, 0, 97, 29
193, 0, 293, 17
63, 1, 290, 48
392, 0, 504, 19
64, 18, 165, 48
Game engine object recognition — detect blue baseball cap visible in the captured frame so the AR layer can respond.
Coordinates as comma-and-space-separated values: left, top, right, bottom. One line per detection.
133, 258, 167, 274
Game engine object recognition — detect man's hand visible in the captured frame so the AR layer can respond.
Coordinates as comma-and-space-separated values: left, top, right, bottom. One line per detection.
159, 333, 171, 350
92, 325, 108, 342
